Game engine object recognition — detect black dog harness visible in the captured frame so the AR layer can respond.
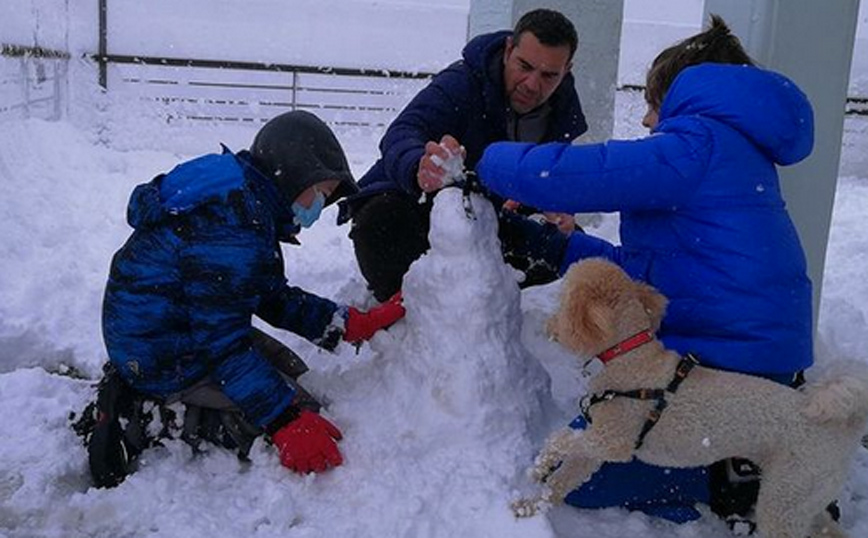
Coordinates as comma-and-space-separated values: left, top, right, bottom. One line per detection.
580, 334, 700, 450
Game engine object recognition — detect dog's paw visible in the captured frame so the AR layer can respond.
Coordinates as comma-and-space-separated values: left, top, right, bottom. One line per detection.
544, 465, 578, 504
530, 452, 562, 483
511, 496, 551, 518
530, 429, 578, 483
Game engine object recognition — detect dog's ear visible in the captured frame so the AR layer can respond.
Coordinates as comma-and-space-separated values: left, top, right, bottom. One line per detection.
572, 296, 616, 353
636, 281, 668, 331
549, 274, 616, 355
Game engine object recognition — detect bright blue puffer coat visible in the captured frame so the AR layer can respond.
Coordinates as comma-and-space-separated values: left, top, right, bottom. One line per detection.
102, 149, 343, 428
478, 63, 815, 375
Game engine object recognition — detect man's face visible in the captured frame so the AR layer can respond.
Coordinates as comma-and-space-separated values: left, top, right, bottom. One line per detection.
503, 32, 573, 114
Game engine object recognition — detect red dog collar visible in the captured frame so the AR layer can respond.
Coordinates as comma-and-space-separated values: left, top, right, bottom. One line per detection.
597, 329, 655, 363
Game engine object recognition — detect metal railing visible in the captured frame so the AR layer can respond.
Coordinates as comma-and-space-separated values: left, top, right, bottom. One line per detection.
96, 54, 435, 128
87, 0, 435, 129
618, 83, 868, 117
3, 40, 865, 130
1, 44, 69, 121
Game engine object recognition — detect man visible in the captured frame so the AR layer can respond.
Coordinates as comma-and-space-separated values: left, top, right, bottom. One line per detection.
85, 111, 405, 488
339, 8, 587, 302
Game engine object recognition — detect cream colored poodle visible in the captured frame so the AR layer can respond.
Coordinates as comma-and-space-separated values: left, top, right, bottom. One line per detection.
515, 258, 868, 538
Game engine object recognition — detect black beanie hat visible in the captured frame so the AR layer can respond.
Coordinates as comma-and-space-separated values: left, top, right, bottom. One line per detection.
250, 110, 358, 208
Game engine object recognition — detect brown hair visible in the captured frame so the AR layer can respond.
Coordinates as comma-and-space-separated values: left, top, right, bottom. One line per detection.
645, 14, 755, 111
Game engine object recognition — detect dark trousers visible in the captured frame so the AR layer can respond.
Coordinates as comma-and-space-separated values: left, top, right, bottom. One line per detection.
166, 327, 314, 409
349, 191, 559, 301
350, 192, 431, 302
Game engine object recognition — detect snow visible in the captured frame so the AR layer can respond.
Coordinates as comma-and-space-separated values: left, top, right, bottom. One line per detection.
2, 2, 868, 538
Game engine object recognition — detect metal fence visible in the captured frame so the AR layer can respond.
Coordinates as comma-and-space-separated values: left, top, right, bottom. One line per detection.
2, 42, 866, 130
98, 54, 433, 129
1, 42, 435, 130
620, 83, 867, 117
848, 96, 868, 116
0, 44, 69, 122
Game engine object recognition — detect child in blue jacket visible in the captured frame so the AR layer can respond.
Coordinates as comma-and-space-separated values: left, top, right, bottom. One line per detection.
93, 111, 404, 487
476, 16, 814, 525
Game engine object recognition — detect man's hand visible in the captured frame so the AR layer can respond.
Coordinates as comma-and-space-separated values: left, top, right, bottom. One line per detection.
417, 135, 465, 193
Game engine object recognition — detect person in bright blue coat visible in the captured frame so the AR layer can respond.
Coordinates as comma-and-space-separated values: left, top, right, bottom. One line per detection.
100, 111, 405, 480
340, 9, 587, 301
476, 16, 815, 525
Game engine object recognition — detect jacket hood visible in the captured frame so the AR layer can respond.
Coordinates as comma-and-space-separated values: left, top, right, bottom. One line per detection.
659, 63, 814, 165
249, 110, 358, 210
126, 149, 301, 240
159, 151, 245, 214
126, 151, 245, 230
462, 30, 511, 73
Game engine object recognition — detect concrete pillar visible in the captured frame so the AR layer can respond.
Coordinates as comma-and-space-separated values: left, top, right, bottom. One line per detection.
468, 0, 624, 142
704, 0, 861, 333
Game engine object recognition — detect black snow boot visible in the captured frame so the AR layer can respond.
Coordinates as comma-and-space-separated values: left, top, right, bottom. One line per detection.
73, 363, 153, 488
709, 458, 841, 535
709, 458, 761, 534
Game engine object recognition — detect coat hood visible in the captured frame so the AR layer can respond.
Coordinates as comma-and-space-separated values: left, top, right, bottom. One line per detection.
249, 110, 357, 209
126, 151, 246, 230
126, 149, 299, 237
658, 63, 814, 165
158, 151, 245, 214
461, 30, 511, 74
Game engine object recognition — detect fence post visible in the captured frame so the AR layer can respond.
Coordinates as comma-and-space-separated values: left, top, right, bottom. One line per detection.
20, 59, 30, 119
98, 0, 108, 89
53, 62, 63, 120
291, 71, 298, 111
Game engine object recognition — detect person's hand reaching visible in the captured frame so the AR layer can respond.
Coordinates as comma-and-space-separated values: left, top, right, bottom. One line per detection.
417, 135, 466, 193
343, 292, 405, 343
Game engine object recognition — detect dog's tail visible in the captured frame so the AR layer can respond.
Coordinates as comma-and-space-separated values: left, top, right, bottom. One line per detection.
801, 362, 868, 426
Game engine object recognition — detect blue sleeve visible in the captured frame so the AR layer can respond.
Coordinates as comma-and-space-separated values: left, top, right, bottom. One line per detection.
379, 67, 474, 195
496, 210, 624, 278
179, 225, 295, 428
559, 233, 622, 275
476, 118, 713, 214
256, 285, 344, 351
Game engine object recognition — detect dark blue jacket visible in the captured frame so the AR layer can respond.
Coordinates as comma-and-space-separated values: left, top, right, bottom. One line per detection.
102, 149, 344, 428
477, 63, 814, 375
339, 31, 587, 220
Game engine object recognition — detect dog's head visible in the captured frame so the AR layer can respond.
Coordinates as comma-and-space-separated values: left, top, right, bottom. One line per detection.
547, 258, 668, 357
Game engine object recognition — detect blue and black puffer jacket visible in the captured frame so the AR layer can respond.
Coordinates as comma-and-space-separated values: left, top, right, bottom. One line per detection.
477, 63, 815, 376
103, 148, 345, 428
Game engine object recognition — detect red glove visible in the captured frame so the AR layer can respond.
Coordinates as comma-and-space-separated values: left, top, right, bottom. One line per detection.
343, 291, 405, 343
272, 410, 343, 474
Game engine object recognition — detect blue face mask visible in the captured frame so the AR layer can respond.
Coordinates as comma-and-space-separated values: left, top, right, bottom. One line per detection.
291, 189, 326, 228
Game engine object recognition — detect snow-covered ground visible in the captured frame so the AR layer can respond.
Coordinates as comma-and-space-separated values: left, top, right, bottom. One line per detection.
2, 93, 868, 538
2, 2, 868, 538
